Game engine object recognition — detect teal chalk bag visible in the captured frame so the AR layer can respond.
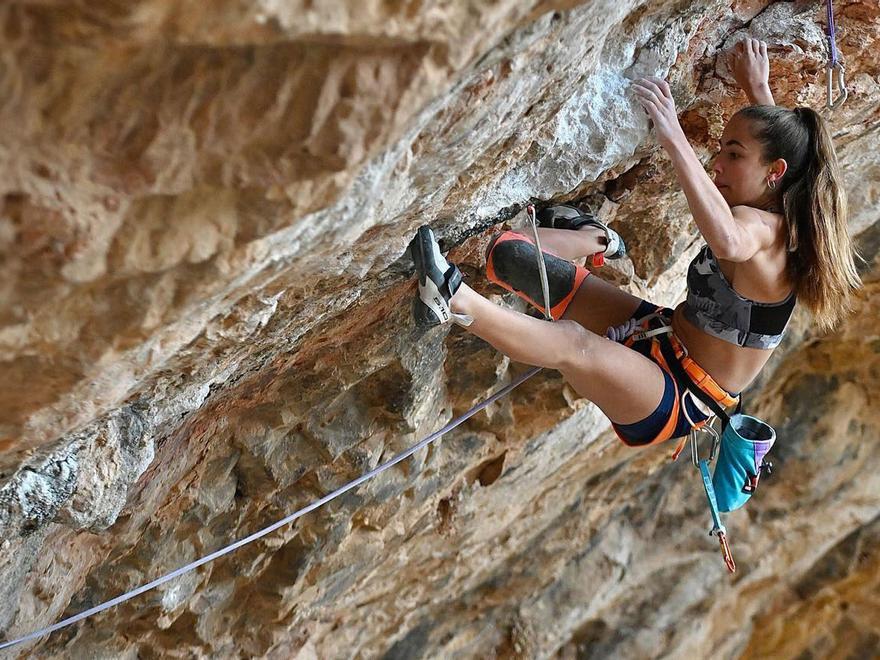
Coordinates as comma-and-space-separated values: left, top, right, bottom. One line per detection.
712, 413, 775, 512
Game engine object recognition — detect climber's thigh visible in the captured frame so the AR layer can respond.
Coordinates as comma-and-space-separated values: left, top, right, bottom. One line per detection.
556, 325, 668, 426
560, 273, 646, 336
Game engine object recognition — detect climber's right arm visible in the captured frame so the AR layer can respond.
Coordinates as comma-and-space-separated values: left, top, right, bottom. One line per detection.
745, 83, 775, 107
728, 38, 776, 107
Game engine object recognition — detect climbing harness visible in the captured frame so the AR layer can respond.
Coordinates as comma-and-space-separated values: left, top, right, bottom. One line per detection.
826, 0, 848, 110
605, 313, 718, 440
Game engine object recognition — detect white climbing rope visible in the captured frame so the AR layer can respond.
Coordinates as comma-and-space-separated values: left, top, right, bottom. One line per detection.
525, 204, 554, 322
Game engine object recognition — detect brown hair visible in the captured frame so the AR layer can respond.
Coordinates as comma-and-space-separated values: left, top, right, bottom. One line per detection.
737, 105, 864, 333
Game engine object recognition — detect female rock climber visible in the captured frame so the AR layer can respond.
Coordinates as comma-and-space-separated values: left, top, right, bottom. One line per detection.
408, 38, 862, 447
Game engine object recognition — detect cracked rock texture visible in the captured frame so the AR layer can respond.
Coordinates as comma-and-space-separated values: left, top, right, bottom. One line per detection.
1, 1, 879, 658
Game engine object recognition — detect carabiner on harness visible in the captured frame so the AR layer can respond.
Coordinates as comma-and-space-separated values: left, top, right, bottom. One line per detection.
690, 423, 719, 468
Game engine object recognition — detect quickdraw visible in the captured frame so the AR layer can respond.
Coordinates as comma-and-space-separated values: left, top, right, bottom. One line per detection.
826, 0, 848, 110
691, 424, 737, 573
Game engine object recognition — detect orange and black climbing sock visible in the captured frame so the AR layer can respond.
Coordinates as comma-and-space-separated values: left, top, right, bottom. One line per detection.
484, 230, 590, 320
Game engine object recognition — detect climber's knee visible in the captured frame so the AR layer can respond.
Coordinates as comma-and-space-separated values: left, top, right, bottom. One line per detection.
554, 320, 600, 371
484, 230, 589, 319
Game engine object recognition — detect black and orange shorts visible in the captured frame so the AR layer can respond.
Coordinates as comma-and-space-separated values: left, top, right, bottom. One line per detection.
611, 302, 741, 447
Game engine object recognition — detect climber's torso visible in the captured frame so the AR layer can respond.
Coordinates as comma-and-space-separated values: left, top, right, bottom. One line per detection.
672, 209, 796, 394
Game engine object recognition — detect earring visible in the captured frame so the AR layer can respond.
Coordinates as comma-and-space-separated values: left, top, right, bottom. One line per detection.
767, 178, 777, 190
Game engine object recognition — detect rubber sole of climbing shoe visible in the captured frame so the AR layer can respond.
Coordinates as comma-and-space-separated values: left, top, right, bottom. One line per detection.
484, 230, 589, 320
409, 225, 473, 329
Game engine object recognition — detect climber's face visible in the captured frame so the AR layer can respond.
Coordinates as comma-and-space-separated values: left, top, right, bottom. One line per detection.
711, 113, 787, 210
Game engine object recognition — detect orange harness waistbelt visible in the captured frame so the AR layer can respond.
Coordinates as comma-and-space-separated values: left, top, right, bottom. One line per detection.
663, 332, 740, 408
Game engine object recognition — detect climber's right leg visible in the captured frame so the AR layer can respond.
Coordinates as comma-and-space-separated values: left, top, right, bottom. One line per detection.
484, 230, 646, 336
533, 226, 607, 260
534, 205, 626, 265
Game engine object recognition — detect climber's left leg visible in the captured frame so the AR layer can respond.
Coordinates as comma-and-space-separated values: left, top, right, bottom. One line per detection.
448, 281, 669, 425
410, 224, 668, 425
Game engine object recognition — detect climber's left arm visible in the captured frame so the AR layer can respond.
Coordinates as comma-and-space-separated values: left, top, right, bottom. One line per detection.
665, 136, 738, 257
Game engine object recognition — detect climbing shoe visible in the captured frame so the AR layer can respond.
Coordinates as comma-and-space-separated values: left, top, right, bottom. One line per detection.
409, 225, 474, 329
484, 230, 589, 320
536, 204, 626, 267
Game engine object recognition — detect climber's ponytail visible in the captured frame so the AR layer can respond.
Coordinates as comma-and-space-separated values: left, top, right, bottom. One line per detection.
738, 105, 863, 333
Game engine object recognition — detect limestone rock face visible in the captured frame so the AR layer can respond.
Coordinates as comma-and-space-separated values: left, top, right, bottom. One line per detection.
1, 0, 879, 657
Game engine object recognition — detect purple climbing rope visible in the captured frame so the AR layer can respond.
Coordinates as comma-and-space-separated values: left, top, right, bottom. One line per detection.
826, 0, 839, 66
0, 365, 543, 651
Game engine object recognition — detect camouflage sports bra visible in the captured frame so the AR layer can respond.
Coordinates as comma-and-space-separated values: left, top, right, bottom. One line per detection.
683, 244, 796, 350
